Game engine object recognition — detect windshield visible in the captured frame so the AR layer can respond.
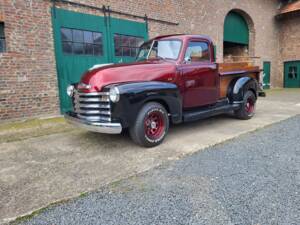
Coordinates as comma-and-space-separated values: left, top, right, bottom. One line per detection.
136, 39, 181, 61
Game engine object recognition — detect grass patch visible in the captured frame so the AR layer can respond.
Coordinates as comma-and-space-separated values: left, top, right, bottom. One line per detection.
0, 117, 73, 143
0, 117, 65, 132
10, 199, 70, 224
79, 192, 88, 198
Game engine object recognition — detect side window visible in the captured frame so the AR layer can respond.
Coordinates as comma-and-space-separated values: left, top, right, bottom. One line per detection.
288, 66, 298, 79
0, 22, 5, 53
60, 27, 103, 56
114, 34, 144, 57
185, 41, 210, 63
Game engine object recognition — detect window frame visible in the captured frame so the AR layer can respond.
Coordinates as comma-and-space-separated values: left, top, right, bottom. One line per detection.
183, 39, 211, 64
136, 38, 183, 61
288, 66, 298, 79
0, 22, 6, 53
114, 33, 144, 58
151, 39, 183, 60
60, 27, 103, 57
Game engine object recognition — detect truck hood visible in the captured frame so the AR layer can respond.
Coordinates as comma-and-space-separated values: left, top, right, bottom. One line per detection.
79, 60, 177, 92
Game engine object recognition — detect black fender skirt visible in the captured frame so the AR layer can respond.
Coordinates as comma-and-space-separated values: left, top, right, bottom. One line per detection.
104, 81, 183, 128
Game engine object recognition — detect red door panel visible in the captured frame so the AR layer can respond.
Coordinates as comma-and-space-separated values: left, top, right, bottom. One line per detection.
180, 62, 219, 108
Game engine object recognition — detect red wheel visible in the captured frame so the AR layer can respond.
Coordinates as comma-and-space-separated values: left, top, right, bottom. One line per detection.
245, 97, 255, 114
144, 111, 165, 140
130, 102, 169, 147
234, 90, 256, 120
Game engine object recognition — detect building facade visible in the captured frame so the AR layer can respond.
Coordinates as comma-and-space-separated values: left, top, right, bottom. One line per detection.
0, 0, 299, 121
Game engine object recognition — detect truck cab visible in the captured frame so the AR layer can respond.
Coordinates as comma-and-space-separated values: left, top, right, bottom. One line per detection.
65, 34, 264, 147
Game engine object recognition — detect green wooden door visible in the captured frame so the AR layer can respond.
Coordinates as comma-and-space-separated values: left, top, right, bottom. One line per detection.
284, 61, 300, 88
263, 61, 271, 89
52, 8, 148, 113
52, 8, 109, 113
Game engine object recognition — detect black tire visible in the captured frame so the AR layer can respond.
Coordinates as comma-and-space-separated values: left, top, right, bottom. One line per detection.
234, 90, 256, 120
129, 102, 169, 147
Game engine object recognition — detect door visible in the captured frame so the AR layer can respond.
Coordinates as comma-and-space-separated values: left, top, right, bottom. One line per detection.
52, 8, 148, 113
284, 61, 300, 88
263, 61, 271, 89
52, 8, 109, 113
181, 41, 218, 108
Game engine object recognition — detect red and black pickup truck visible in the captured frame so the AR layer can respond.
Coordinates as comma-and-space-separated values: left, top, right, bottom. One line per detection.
65, 34, 265, 147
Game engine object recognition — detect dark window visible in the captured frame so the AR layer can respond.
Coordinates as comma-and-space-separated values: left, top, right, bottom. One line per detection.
93, 32, 102, 44
185, 41, 210, 63
0, 22, 6, 53
62, 42, 72, 54
72, 29, 83, 43
73, 43, 84, 55
83, 31, 93, 44
288, 66, 298, 79
114, 34, 144, 57
60, 28, 103, 56
61, 28, 72, 42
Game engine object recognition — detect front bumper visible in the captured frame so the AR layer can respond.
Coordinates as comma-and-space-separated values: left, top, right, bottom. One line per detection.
64, 113, 122, 134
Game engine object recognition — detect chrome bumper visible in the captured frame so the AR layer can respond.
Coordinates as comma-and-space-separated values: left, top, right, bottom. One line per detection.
64, 113, 122, 134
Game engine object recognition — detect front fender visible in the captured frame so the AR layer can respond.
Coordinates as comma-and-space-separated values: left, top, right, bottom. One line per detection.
228, 76, 259, 103
105, 81, 182, 128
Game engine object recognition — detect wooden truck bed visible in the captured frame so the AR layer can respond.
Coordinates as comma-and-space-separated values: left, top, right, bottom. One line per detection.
218, 62, 261, 98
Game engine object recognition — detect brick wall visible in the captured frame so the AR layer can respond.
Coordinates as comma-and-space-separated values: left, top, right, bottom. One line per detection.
0, 0, 58, 121
0, 0, 284, 121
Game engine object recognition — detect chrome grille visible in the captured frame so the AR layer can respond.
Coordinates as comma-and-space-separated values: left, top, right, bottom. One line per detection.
73, 90, 111, 122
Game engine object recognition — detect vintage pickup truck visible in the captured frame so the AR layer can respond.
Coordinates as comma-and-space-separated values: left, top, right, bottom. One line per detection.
65, 34, 265, 147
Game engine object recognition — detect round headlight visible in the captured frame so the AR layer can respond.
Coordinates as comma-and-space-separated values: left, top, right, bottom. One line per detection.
67, 85, 74, 97
109, 86, 120, 102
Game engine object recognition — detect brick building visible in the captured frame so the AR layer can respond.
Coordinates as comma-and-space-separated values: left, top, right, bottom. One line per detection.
0, 0, 299, 121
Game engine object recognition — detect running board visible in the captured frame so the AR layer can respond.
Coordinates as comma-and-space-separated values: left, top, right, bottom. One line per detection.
183, 103, 240, 122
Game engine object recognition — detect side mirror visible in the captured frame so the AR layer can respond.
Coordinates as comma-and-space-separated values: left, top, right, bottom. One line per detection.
184, 56, 191, 64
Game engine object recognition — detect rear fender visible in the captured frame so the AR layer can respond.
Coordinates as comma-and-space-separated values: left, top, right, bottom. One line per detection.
228, 76, 259, 103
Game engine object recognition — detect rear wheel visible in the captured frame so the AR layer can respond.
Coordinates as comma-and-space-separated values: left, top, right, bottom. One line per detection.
130, 102, 169, 147
234, 90, 256, 120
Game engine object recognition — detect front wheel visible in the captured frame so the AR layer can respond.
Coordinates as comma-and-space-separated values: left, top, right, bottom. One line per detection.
234, 90, 256, 120
130, 102, 169, 147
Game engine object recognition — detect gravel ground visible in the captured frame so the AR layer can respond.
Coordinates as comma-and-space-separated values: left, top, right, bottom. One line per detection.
16, 116, 300, 225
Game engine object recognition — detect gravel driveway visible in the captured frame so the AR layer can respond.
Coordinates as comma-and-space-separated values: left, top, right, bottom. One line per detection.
15, 115, 300, 225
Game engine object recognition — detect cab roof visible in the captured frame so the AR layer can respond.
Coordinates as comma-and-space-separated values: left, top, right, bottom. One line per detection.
149, 34, 213, 43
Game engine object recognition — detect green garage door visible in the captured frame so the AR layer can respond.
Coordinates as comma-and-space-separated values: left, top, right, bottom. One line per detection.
52, 8, 148, 113
284, 61, 300, 88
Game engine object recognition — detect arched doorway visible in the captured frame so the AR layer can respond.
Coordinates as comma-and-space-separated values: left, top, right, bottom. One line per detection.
223, 10, 254, 62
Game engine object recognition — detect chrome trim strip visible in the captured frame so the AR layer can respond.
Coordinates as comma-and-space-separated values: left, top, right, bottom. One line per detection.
74, 104, 110, 109
75, 109, 111, 115
74, 91, 109, 96
65, 114, 122, 134
77, 114, 111, 122
75, 97, 110, 103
